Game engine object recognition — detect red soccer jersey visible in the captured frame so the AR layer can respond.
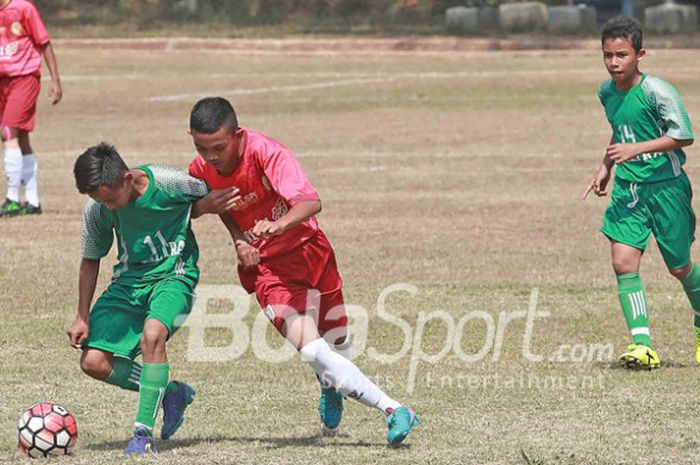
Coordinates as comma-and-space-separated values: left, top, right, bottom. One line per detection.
189, 128, 321, 259
0, 0, 49, 77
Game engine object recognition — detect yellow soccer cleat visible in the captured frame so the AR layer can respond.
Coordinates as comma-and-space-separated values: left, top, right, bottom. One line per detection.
695, 328, 700, 365
619, 343, 660, 370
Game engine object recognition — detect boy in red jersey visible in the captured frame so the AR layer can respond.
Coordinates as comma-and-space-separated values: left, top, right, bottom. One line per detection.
188, 97, 419, 446
0, 0, 61, 217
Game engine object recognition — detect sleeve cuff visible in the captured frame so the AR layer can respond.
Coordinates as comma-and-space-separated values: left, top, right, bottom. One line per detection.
667, 129, 694, 141
287, 193, 320, 206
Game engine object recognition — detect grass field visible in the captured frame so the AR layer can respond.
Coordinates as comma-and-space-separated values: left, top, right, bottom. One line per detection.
2, 41, 700, 464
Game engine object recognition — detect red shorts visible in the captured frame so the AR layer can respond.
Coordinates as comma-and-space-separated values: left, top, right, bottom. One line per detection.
0, 74, 40, 134
238, 230, 347, 335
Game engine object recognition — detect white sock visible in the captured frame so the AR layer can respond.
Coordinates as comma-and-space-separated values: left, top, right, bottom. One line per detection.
4, 147, 22, 202
21, 154, 38, 206
300, 338, 401, 415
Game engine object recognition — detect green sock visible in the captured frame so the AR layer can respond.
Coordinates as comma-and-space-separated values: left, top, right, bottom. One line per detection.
135, 362, 169, 434
617, 273, 652, 348
680, 263, 700, 328
105, 357, 141, 392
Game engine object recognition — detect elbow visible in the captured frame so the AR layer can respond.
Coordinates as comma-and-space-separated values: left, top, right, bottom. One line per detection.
674, 137, 694, 148
314, 200, 322, 215
80, 258, 100, 272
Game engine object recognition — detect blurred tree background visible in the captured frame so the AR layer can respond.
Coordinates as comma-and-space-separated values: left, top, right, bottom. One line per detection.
31, 0, 489, 32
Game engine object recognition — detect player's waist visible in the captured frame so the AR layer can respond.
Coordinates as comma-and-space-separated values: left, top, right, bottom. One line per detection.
255, 228, 319, 260
111, 255, 199, 278
614, 162, 685, 184
614, 168, 688, 187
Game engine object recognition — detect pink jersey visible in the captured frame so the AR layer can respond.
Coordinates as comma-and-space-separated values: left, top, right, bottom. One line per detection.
189, 128, 321, 259
0, 0, 49, 77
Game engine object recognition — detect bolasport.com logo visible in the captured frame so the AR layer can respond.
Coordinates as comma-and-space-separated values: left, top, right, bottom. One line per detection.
179, 284, 613, 393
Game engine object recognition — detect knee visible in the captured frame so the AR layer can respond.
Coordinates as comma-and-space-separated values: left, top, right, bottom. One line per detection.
612, 256, 638, 275
80, 352, 111, 380
140, 325, 167, 355
669, 263, 693, 280
2, 127, 18, 143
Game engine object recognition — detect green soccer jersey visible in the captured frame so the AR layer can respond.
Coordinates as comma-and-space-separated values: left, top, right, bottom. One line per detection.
598, 74, 694, 183
81, 164, 209, 283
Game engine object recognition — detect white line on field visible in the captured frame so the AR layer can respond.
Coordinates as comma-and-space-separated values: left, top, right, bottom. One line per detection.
147, 69, 592, 102
148, 77, 390, 102
148, 67, 700, 103
61, 74, 146, 82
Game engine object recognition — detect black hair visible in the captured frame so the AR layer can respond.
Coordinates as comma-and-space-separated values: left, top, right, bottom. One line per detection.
189, 97, 239, 134
601, 16, 643, 52
73, 143, 129, 194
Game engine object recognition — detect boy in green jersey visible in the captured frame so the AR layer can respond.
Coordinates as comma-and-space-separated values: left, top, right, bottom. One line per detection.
584, 16, 697, 370
67, 143, 238, 455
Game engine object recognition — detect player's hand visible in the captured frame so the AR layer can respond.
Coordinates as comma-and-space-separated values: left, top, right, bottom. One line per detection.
250, 219, 285, 240
606, 143, 639, 164
49, 81, 62, 105
67, 316, 89, 349
235, 240, 260, 268
583, 167, 611, 199
199, 188, 241, 215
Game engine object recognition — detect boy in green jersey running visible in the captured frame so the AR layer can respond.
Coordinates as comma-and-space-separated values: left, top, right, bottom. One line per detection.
584, 16, 697, 370
67, 143, 238, 455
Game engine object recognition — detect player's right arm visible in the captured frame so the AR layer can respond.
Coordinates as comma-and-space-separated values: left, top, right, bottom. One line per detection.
192, 187, 241, 219
583, 136, 615, 199
219, 213, 260, 268
68, 201, 115, 348
68, 259, 100, 348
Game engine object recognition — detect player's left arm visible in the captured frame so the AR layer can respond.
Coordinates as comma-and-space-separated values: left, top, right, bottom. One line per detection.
251, 143, 321, 240
607, 136, 694, 164
26, 3, 62, 105
251, 200, 321, 240
40, 42, 62, 105
609, 80, 695, 164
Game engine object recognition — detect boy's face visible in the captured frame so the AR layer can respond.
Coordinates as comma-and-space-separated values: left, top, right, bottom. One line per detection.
89, 176, 132, 210
602, 37, 645, 85
191, 126, 242, 175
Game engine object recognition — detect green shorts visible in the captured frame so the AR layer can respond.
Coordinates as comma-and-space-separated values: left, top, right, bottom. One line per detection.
601, 172, 696, 269
83, 276, 197, 359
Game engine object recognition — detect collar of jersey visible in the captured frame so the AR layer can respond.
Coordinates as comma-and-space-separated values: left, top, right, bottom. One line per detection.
130, 165, 156, 207
611, 72, 646, 95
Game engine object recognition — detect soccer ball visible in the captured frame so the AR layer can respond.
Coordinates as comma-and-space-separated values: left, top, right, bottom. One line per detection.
17, 403, 78, 458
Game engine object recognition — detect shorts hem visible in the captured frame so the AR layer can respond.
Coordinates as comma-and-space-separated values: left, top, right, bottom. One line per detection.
667, 259, 691, 270
600, 228, 648, 251
81, 342, 137, 359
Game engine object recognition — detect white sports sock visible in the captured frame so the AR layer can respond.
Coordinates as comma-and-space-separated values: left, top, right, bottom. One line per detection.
300, 338, 400, 415
21, 154, 38, 206
4, 147, 22, 201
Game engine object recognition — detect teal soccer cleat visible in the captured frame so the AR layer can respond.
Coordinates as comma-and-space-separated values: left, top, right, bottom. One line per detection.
319, 385, 344, 432
386, 407, 419, 446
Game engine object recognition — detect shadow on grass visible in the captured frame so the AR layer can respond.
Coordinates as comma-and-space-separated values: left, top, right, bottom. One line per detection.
86, 433, 394, 452
596, 359, 691, 369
